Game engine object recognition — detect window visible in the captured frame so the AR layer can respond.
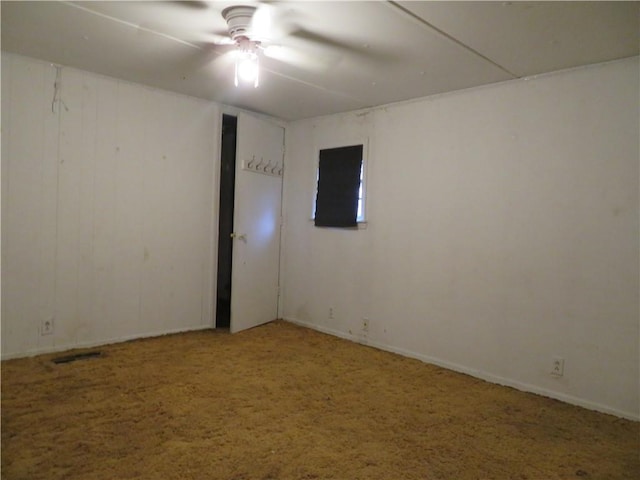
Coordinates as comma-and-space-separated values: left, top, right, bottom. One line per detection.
313, 144, 366, 228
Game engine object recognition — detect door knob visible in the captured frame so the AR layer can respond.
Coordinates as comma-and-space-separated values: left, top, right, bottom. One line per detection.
230, 232, 247, 240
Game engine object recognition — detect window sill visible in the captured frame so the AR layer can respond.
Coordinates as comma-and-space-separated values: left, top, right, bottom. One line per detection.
309, 219, 368, 230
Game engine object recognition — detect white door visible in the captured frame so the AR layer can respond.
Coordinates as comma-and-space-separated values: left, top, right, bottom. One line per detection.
230, 113, 284, 333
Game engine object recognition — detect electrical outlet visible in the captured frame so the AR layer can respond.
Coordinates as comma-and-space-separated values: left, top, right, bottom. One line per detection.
328, 308, 334, 319
41, 317, 54, 336
551, 356, 564, 377
362, 317, 369, 332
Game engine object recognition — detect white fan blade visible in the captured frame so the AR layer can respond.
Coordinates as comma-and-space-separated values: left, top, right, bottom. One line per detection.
249, 4, 297, 41
138, 20, 234, 47
209, 34, 236, 46
250, 4, 273, 40
262, 44, 339, 72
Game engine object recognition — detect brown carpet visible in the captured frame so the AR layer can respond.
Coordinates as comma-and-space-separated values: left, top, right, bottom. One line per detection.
1, 320, 638, 479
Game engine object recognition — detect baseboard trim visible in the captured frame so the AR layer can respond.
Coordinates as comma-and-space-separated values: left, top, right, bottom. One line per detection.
284, 317, 639, 421
1, 325, 212, 361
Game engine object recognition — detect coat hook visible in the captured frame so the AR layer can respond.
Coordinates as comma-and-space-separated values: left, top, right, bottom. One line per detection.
247, 155, 255, 169
255, 156, 264, 170
264, 159, 272, 172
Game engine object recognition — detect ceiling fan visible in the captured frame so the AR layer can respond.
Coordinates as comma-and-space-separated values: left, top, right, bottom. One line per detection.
205, 3, 355, 87
145, 2, 376, 87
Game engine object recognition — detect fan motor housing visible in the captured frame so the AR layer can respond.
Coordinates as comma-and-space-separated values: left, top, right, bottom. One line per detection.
222, 5, 257, 41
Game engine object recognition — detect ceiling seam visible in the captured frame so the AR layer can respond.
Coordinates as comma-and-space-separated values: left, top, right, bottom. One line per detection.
387, 1, 520, 79
60, 1, 202, 49
267, 70, 365, 104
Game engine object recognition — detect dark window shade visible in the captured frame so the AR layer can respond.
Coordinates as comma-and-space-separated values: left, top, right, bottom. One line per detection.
315, 145, 363, 228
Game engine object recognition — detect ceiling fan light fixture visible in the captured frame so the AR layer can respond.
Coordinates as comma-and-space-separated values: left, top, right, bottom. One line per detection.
235, 49, 260, 88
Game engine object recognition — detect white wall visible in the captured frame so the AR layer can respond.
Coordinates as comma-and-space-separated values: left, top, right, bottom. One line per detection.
3, 52, 638, 419
1, 53, 220, 358
281, 58, 640, 419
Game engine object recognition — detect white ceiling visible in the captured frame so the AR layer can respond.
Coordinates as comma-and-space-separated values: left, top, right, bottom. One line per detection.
2, 1, 638, 120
